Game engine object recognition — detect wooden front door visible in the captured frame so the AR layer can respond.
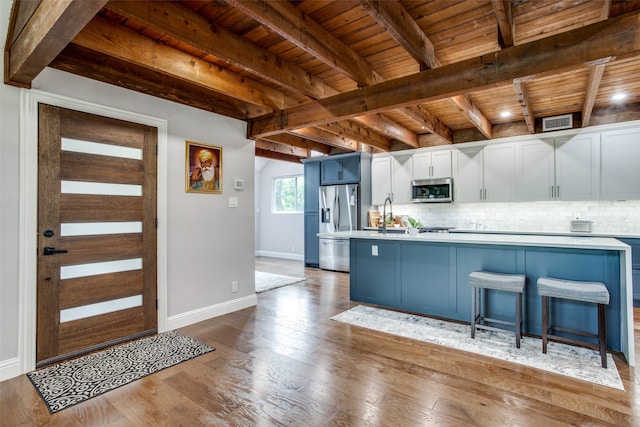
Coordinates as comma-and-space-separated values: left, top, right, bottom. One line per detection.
36, 104, 157, 366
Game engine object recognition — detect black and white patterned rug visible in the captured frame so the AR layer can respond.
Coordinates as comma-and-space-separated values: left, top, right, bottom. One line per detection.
27, 330, 214, 413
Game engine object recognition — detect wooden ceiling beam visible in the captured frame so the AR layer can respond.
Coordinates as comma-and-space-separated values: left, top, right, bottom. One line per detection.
492, 0, 514, 47
50, 43, 267, 119
255, 140, 309, 158
259, 133, 332, 155
449, 95, 493, 139
73, 16, 290, 111
359, 0, 438, 69
290, 128, 360, 152
513, 79, 535, 134
319, 121, 391, 151
248, 11, 640, 138
352, 114, 418, 148
403, 106, 453, 145
361, 0, 491, 140
226, 0, 381, 87
255, 147, 303, 164
224, 0, 419, 150
5, 0, 108, 86
582, 60, 610, 127
104, 0, 335, 101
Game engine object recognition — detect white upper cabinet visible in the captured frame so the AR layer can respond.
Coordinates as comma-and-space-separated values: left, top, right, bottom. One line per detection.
371, 153, 414, 205
483, 143, 517, 202
516, 138, 555, 201
454, 143, 516, 203
391, 153, 413, 204
371, 155, 391, 206
412, 149, 452, 179
601, 128, 640, 200
517, 134, 599, 201
555, 134, 599, 200
453, 146, 484, 203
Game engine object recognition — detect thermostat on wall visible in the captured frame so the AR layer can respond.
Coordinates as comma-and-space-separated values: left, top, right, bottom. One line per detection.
234, 179, 244, 190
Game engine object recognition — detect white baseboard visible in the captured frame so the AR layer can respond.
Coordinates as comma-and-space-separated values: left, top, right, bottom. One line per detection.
255, 250, 304, 261
0, 295, 258, 381
165, 294, 258, 331
0, 357, 22, 382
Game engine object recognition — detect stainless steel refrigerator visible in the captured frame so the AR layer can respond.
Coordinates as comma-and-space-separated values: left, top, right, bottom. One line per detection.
319, 184, 358, 272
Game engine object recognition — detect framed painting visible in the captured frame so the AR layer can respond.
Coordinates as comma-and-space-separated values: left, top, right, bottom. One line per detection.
185, 141, 222, 194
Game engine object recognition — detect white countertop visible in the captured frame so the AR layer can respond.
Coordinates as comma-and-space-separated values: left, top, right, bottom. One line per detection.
318, 230, 631, 251
452, 228, 640, 239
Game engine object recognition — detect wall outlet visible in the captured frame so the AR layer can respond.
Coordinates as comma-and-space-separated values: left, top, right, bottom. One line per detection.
231, 281, 238, 293
372, 245, 378, 256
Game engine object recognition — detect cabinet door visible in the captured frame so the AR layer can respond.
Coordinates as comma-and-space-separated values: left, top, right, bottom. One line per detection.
391, 153, 413, 204
340, 155, 360, 183
517, 138, 554, 201
304, 161, 321, 213
601, 129, 640, 200
304, 213, 319, 267
483, 143, 516, 202
371, 155, 391, 205
412, 151, 431, 179
430, 150, 452, 178
555, 134, 599, 201
453, 146, 483, 203
321, 155, 360, 184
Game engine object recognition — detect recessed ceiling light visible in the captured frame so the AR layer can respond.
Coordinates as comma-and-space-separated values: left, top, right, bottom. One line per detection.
500, 111, 511, 118
612, 93, 627, 101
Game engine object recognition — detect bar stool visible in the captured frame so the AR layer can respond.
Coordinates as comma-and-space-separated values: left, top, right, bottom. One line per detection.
469, 271, 526, 348
537, 277, 610, 368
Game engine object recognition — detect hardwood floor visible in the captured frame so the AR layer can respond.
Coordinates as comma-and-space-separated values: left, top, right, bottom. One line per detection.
2, 256, 639, 426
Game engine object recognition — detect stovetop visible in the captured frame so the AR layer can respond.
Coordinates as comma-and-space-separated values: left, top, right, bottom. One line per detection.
418, 226, 455, 233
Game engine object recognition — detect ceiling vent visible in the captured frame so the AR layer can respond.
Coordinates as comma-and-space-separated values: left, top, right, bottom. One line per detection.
542, 114, 573, 132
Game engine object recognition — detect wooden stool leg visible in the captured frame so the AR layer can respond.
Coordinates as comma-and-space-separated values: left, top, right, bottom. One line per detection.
598, 303, 607, 368
515, 291, 522, 348
470, 286, 476, 339
541, 295, 548, 354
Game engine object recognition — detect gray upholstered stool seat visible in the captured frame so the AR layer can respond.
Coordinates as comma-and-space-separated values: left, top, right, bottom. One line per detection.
469, 271, 526, 348
537, 277, 610, 368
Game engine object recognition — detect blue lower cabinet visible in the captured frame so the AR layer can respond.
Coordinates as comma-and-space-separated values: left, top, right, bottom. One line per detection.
350, 240, 398, 304
304, 213, 319, 267
619, 238, 640, 306
349, 239, 622, 351
400, 243, 457, 319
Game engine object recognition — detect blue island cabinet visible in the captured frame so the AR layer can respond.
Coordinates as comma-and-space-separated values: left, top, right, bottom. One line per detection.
350, 238, 622, 351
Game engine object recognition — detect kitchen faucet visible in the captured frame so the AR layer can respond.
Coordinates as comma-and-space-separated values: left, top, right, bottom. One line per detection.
382, 196, 393, 234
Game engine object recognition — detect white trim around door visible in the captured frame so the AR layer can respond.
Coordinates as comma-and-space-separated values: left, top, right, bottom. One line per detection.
18, 89, 168, 375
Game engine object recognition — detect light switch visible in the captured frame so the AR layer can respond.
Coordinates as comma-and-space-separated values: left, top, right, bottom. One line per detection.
371, 245, 378, 256
228, 196, 238, 208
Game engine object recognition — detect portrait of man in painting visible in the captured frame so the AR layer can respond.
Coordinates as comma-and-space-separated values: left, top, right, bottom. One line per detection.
186, 141, 222, 194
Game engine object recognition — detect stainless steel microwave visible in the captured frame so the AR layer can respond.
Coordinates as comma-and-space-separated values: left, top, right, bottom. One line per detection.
411, 178, 453, 203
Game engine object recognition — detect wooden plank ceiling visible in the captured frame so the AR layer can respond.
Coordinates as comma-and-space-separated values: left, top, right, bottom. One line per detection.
5, 0, 640, 163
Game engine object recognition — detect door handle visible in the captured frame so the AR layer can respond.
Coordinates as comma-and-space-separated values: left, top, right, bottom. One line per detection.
43, 247, 68, 256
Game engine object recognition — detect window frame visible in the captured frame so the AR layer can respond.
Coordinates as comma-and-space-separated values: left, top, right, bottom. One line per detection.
271, 174, 304, 214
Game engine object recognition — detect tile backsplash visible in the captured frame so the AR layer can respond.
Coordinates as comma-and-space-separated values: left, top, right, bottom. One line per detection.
386, 200, 640, 235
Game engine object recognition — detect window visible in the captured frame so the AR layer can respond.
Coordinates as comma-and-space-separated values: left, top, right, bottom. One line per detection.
272, 175, 304, 213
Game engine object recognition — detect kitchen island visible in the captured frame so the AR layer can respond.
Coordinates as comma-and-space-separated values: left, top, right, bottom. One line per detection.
318, 230, 634, 365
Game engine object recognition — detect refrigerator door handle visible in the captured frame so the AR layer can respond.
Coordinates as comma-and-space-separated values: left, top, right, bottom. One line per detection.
333, 193, 340, 231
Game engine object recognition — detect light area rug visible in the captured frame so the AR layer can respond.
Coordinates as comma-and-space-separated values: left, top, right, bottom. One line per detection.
255, 271, 306, 293
27, 330, 214, 413
331, 305, 623, 390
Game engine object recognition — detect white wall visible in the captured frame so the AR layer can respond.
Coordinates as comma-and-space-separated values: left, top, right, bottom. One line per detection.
1, 0, 256, 378
255, 159, 304, 260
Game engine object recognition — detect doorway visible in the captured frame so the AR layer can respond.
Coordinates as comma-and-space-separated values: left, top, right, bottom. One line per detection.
36, 104, 158, 366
